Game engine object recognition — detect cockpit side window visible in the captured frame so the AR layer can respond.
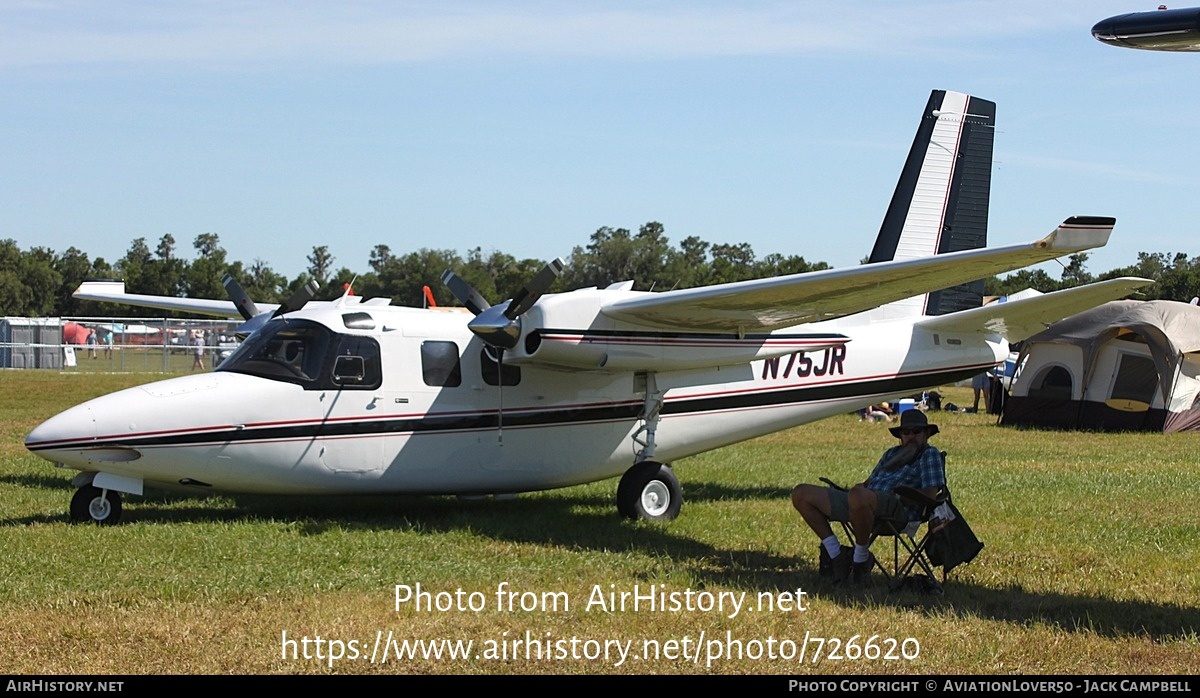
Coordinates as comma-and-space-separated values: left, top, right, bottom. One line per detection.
218, 319, 380, 390
218, 320, 332, 386
331, 335, 382, 390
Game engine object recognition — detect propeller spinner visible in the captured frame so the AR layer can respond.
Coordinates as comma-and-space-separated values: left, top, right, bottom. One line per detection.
441, 258, 564, 350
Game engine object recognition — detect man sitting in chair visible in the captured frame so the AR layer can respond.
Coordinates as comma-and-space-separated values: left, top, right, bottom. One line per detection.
791, 409, 945, 584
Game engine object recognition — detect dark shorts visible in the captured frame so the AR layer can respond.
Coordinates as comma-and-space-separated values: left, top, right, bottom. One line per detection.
827, 487, 909, 525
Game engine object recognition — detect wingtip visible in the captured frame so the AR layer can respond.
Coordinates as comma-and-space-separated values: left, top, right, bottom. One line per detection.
1039, 216, 1116, 252
1061, 215, 1116, 228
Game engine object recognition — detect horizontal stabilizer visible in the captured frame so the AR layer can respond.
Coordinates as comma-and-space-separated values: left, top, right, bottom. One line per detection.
602, 217, 1118, 333
916, 277, 1154, 343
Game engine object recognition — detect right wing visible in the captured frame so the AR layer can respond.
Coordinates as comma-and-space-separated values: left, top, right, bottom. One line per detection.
600, 217, 1118, 334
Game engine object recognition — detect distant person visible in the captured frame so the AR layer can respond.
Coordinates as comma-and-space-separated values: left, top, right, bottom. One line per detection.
191, 334, 206, 371
970, 371, 991, 413
791, 410, 946, 585
103, 329, 114, 359
860, 402, 894, 423
86, 329, 98, 359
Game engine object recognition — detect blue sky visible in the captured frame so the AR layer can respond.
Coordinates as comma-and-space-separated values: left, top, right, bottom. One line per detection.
3, 1, 1197, 286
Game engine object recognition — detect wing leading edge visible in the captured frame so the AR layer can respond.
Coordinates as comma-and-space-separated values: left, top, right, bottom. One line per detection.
600, 216, 1118, 333
73, 280, 271, 318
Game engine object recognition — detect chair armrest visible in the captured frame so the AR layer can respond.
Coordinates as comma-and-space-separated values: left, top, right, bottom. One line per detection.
893, 485, 945, 508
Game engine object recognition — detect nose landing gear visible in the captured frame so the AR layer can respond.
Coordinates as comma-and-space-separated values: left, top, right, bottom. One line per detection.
69, 485, 122, 525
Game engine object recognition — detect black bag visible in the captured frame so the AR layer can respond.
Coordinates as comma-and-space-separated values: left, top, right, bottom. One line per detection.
924, 500, 984, 574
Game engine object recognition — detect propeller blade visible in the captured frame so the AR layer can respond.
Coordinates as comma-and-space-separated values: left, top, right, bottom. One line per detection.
277, 279, 319, 316
226, 278, 318, 339
222, 273, 260, 321
504, 258, 564, 319
440, 270, 491, 316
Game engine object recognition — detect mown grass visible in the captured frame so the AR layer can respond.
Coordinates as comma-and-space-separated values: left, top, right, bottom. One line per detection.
1, 372, 1197, 674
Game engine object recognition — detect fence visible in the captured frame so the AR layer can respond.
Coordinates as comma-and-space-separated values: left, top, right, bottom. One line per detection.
1, 316, 240, 373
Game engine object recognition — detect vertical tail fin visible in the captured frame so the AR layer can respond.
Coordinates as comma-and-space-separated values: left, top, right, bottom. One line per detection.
869, 90, 996, 318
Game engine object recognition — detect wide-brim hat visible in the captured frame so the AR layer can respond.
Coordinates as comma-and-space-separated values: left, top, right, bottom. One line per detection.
889, 409, 939, 438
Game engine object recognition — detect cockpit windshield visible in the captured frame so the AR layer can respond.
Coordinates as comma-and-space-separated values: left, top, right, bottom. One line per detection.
217, 319, 381, 390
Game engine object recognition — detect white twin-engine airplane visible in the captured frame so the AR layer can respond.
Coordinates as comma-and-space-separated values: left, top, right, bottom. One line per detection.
26, 90, 1152, 525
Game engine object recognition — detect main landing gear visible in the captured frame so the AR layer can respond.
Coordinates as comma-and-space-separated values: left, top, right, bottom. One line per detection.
69, 485, 123, 525
617, 461, 682, 521
617, 371, 682, 521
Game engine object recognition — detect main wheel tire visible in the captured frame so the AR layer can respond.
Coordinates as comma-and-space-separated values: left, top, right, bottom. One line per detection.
69, 485, 122, 525
616, 461, 682, 521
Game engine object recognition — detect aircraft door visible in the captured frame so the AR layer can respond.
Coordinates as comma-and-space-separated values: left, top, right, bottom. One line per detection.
316, 334, 386, 475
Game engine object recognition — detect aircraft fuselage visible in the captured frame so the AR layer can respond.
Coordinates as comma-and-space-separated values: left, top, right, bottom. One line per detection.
25, 300, 1001, 500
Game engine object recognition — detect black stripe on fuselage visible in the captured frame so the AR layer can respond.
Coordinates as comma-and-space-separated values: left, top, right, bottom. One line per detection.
28, 366, 982, 452
535, 328, 848, 342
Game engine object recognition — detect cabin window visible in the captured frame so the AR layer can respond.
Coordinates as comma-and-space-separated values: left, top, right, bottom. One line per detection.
421, 341, 462, 387
481, 348, 521, 386
1110, 353, 1158, 405
1029, 364, 1073, 400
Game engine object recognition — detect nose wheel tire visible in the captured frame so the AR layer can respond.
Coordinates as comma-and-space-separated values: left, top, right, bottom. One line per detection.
617, 461, 682, 521
70, 485, 123, 525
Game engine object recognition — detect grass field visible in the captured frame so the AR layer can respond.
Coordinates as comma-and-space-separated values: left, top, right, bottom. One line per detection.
2, 371, 1197, 675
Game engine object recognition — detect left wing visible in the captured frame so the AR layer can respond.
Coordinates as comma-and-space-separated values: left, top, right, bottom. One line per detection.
601, 217, 1116, 333
74, 280, 263, 318
916, 277, 1155, 343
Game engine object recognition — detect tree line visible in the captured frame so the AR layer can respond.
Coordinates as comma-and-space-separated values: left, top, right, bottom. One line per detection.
1, 222, 1194, 319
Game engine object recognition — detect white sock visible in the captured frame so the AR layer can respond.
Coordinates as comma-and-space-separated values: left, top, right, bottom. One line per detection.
853, 544, 871, 564
822, 535, 842, 558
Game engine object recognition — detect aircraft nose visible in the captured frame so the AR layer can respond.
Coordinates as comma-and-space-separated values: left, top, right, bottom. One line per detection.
25, 402, 98, 454
1091, 18, 1114, 41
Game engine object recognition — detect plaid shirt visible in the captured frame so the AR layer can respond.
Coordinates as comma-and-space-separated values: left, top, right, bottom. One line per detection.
865, 444, 946, 519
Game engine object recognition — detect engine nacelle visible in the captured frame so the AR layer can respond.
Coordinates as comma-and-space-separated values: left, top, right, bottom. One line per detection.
504, 288, 848, 372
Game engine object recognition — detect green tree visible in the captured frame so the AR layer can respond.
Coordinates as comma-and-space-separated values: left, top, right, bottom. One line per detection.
1059, 253, 1092, 288
986, 268, 1059, 296
115, 238, 153, 295
709, 242, 756, 285
0, 239, 27, 315
665, 235, 711, 289
53, 247, 102, 316
307, 246, 334, 284
186, 233, 228, 304
18, 247, 62, 316
234, 259, 288, 306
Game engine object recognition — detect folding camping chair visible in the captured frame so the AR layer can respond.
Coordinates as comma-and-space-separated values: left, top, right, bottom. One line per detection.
820, 452, 983, 593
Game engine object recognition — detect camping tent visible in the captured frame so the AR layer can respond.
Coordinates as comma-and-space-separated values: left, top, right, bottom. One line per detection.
1001, 300, 1200, 432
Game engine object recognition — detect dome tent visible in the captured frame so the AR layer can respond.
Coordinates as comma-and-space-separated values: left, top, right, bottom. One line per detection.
1001, 300, 1200, 433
